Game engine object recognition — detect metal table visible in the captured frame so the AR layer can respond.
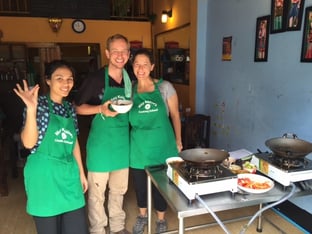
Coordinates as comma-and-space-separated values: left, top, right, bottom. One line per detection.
146, 165, 293, 234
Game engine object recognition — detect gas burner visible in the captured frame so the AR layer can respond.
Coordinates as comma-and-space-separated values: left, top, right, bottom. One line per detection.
166, 160, 238, 201
266, 153, 312, 170
251, 153, 312, 186
271, 155, 305, 169
186, 164, 223, 179
185, 161, 218, 168
169, 161, 236, 184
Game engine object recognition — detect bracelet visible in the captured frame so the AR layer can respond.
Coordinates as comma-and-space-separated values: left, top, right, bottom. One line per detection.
99, 105, 105, 120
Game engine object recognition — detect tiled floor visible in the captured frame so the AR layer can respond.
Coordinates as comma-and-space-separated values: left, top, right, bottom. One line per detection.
0, 116, 308, 233
0, 166, 308, 234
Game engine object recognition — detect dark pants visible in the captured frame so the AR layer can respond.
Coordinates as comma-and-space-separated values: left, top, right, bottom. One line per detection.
33, 207, 89, 234
0, 125, 8, 196
131, 168, 167, 212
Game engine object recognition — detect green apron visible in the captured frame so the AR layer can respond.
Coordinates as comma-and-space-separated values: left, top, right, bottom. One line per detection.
129, 79, 178, 169
86, 68, 130, 172
24, 96, 85, 217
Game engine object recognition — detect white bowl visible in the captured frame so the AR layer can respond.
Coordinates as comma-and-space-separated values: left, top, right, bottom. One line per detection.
166, 156, 184, 165
111, 100, 133, 113
229, 164, 242, 173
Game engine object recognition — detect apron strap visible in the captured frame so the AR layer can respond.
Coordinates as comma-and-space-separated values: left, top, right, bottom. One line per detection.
104, 67, 132, 100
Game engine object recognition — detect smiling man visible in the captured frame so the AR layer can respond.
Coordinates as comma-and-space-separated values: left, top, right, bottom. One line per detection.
75, 34, 131, 234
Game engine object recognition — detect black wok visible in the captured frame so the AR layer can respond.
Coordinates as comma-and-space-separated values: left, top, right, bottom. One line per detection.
179, 148, 229, 164
265, 133, 312, 158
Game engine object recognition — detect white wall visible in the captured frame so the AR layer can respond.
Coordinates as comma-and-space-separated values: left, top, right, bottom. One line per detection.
197, 0, 312, 152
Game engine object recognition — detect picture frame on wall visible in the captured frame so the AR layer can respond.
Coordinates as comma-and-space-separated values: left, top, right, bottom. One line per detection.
254, 16, 270, 62
286, 0, 305, 31
270, 0, 287, 33
300, 6, 312, 62
222, 36, 232, 61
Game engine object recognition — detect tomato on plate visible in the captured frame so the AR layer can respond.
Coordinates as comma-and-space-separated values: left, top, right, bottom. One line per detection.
238, 178, 251, 187
237, 173, 274, 194
238, 177, 271, 189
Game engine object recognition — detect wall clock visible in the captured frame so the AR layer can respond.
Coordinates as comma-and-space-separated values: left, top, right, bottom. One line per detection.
72, 19, 86, 33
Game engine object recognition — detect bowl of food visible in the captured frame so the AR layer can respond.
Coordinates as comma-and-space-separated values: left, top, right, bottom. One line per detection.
111, 100, 133, 113
242, 161, 257, 173
229, 164, 242, 174
166, 157, 184, 165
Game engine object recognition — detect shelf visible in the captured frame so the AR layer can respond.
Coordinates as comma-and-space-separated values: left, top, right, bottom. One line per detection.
0, 44, 27, 82
158, 48, 189, 85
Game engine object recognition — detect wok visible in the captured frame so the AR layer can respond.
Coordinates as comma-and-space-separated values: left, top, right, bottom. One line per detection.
179, 148, 229, 164
265, 133, 312, 158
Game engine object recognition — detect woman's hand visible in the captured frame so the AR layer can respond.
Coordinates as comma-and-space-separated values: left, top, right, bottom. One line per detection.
13, 80, 40, 110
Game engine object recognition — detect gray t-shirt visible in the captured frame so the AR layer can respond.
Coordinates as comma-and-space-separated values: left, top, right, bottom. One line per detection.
158, 80, 176, 115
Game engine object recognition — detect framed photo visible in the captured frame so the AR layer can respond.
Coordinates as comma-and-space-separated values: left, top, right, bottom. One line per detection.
254, 16, 270, 62
222, 36, 232, 61
270, 0, 287, 33
300, 6, 312, 62
286, 0, 305, 31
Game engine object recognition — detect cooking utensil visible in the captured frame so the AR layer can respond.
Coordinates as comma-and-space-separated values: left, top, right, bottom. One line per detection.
265, 133, 312, 158
179, 148, 229, 164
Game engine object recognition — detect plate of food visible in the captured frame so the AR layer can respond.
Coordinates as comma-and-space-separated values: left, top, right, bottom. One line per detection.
237, 173, 274, 194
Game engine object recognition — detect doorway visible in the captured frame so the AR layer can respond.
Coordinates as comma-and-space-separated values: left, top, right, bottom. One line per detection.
27, 43, 101, 96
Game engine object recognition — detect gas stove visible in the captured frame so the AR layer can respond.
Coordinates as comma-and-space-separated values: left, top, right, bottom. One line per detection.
251, 153, 312, 186
167, 161, 238, 202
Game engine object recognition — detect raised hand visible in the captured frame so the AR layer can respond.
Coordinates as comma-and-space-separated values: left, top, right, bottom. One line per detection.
13, 79, 40, 110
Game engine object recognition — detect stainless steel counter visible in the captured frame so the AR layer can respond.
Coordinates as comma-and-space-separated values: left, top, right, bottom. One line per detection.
145, 165, 294, 234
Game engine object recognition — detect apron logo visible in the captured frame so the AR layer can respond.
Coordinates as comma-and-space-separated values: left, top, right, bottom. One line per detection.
54, 128, 74, 145
138, 100, 158, 113
111, 95, 126, 102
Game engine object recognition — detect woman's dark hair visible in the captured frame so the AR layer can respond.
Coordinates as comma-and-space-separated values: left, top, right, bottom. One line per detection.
132, 48, 154, 64
44, 60, 75, 80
